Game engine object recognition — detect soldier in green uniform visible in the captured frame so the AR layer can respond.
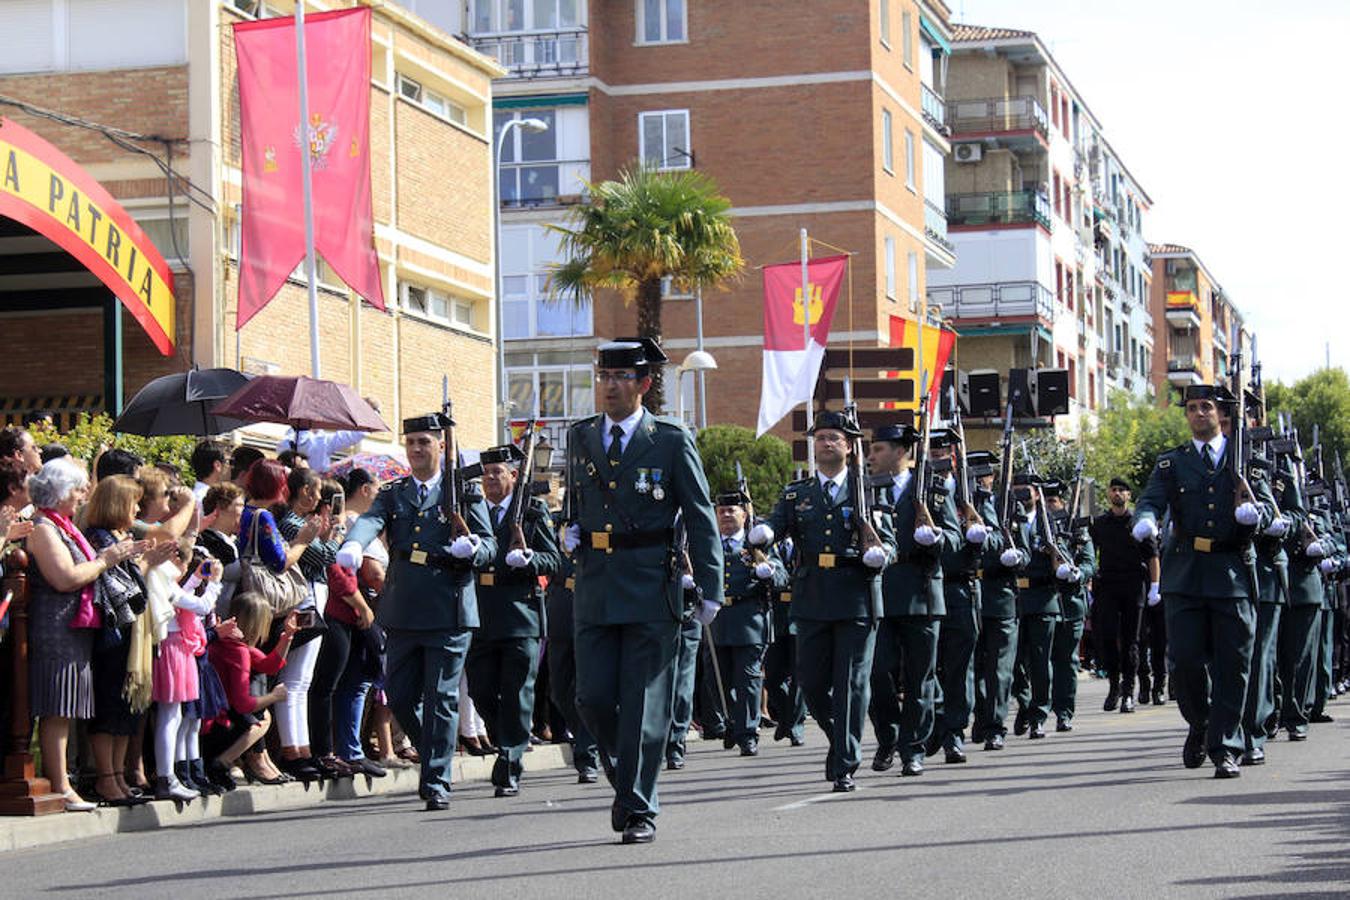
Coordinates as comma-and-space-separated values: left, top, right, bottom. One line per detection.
699, 490, 788, 756
930, 435, 1002, 763
1044, 481, 1096, 732
338, 413, 497, 811
749, 411, 896, 792
763, 537, 807, 746
561, 338, 722, 844
665, 611, 704, 769
971, 457, 1029, 751
866, 424, 961, 777
467, 445, 562, 797
1277, 482, 1335, 740
1133, 384, 1277, 777
1011, 475, 1062, 740
1308, 482, 1345, 724
545, 535, 600, 783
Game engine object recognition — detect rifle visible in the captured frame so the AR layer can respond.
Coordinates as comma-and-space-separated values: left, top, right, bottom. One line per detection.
949, 377, 980, 530
1228, 320, 1256, 511
842, 377, 883, 552
440, 381, 470, 538
1023, 440, 1069, 568
1064, 445, 1087, 537
1334, 453, 1348, 517
506, 414, 540, 553
1250, 333, 1267, 427
911, 370, 936, 531
996, 393, 1018, 543
735, 461, 769, 566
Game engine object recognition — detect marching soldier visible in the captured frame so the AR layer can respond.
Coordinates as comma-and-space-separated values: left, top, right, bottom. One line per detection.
665, 601, 703, 769
338, 413, 497, 811
1309, 484, 1345, 723
763, 537, 807, 746
1133, 384, 1277, 778
545, 532, 601, 783
1277, 480, 1336, 739
867, 423, 960, 777
1011, 475, 1061, 740
1089, 478, 1158, 714
468, 445, 562, 797
699, 490, 788, 756
1045, 481, 1096, 732
561, 337, 722, 844
749, 410, 896, 792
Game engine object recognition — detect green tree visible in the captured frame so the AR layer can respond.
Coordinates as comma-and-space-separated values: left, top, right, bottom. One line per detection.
1266, 368, 1350, 468
695, 424, 793, 514
27, 413, 198, 483
1083, 391, 1191, 496
547, 165, 744, 412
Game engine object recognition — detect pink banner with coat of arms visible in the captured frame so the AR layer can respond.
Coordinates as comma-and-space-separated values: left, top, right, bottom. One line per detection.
233, 7, 384, 329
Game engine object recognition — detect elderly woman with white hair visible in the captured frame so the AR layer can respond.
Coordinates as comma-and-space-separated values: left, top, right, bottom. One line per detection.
25, 458, 145, 811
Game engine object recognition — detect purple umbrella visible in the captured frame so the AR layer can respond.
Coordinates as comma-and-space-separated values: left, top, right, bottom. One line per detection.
211, 375, 390, 433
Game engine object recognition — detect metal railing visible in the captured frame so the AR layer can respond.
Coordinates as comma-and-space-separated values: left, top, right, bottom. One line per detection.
927, 280, 1055, 322
923, 199, 953, 252
469, 29, 588, 76
946, 190, 1052, 229
1168, 355, 1199, 372
499, 159, 590, 208
947, 95, 1049, 138
921, 83, 949, 135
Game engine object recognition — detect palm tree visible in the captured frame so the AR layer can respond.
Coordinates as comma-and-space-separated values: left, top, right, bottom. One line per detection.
547, 165, 744, 412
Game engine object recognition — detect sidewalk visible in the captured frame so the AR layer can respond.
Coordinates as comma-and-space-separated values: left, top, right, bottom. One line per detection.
0, 744, 574, 853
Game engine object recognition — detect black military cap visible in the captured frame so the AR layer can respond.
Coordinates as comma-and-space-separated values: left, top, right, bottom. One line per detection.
596, 336, 668, 371
1109, 476, 1131, 491
403, 412, 452, 435
1040, 479, 1065, 498
810, 410, 863, 438
1177, 384, 1227, 407
715, 489, 751, 507
480, 444, 524, 465
929, 428, 960, 448
1012, 472, 1043, 487
871, 422, 917, 445
966, 450, 997, 477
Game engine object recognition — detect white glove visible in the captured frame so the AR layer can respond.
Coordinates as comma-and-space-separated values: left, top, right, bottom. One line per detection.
1055, 563, 1077, 582
1000, 548, 1022, 568
1132, 518, 1158, 542
1147, 582, 1161, 606
913, 525, 939, 546
965, 523, 988, 545
1235, 502, 1260, 526
1263, 517, 1289, 538
505, 548, 534, 569
681, 573, 696, 590
1305, 540, 1326, 558
449, 534, 480, 559
753, 561, 774, 580
694, 597, 720, 626
336, 541, 362, 572
562, 523, 581, 553
863, 546, 889, 568
748, 523, 774, 546
1319, 558, 1338, 575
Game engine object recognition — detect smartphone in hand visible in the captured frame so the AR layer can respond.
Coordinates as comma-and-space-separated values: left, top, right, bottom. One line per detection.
293, 609, 317, 629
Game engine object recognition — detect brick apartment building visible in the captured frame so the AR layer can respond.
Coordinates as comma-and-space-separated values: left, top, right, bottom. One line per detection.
1148, 242, 1245, 402
0, 0, 503, 450
457, 0, 957, 451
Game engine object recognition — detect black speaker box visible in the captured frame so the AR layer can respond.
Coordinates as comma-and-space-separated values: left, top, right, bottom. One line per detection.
960, 369, 1002, 418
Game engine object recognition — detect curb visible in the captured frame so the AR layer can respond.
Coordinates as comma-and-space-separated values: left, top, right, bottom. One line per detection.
0, 743, 574, 853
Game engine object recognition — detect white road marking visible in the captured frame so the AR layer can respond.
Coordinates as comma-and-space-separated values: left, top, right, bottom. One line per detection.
773, 788, 865, 811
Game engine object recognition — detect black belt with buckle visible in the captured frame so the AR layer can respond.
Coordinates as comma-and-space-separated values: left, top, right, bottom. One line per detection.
1015, 576, 1055, 590
1174, 533, 1243, 553
802, 551, 864, 569
392, 547, 458, 570
581, 528, 672, 550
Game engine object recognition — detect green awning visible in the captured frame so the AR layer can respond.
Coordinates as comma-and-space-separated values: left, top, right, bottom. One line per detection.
495, 93, 588, 110
920, 15, 950, 55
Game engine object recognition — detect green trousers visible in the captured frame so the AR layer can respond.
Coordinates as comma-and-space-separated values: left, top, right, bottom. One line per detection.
465, 636, 540, 787
973, 616, 1018, 740
869, 615, 940, 763
700, 642, 767, 745
384, 627, 472, 801
796, 617, 877, 779
936, 604, 980, 746
1277, 604, 1321, 735
1050, 617, 1085, 724
1243, 603, 1281, 752
1165, 593, 1255, 761
1312, 608, 1336, 717
665, 621, 702, 760
764, 634, 807, 741
1012, 614, 1056, 727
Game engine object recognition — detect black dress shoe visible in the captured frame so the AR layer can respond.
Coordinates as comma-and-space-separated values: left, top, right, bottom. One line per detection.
1055, 718, 1073, 733
871, 746, 896, 772
1241, 747, 1266, 766
924, 734, 943, 759
773, 722, 789, 742
1103, 689, 1119, 712
739, 740, 759, 757
1121, 695, 1136, 714
494, 783, 520, 797
832, 773, 856, 793
901, 758, 924, 777
945, 746, 967, 764
1288, 729, 1308, 742
723, 734, 737, 750
789, 734, 805, 747
665, 756, 685, 771
425, 796, 450, 811
1153, 689, 1167, 706
1183, 729, 1206, 768
1137, 692, 1151, 706
621, 817, 656, 844
1214, 755, 1241, 779
1013, 708, 1029, 736
984, 734, 1005, 751
577, 769, 599, 784
760, 716, 778, 731
1028, 723, 1046, 739
1310, 712, 1334, 724
611, 800, 626, 833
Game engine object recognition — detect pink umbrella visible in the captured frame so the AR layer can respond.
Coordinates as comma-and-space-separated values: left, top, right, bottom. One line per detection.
211, 375, 389, 433
325, 452, 410, 483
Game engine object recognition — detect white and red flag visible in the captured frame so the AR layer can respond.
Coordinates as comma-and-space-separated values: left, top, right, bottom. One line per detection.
233, 7, 384, 328
756, 255, 847, 436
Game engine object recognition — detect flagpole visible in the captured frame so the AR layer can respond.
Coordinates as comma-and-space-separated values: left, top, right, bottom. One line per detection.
801, 227, 814, 470
296, 1, 321, 378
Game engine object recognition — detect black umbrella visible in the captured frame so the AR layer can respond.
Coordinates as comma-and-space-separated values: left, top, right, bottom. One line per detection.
112, 367, 253, 436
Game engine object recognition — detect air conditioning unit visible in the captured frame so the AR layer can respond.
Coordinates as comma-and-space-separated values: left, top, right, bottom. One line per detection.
1106, 351, 1123, 368
954, 143, 983, 163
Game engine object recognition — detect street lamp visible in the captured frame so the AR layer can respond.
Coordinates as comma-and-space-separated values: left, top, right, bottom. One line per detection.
677, 349, 718, 430
493, 116, 550, 443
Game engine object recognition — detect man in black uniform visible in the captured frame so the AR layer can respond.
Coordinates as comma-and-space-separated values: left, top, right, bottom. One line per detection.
1089, 478, 1159, 713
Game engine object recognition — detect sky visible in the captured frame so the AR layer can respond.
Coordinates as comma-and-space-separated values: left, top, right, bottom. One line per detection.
957, 0, 1349, 384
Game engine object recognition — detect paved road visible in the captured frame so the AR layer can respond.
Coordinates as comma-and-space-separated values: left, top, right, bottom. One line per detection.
9, 676, 1350, 899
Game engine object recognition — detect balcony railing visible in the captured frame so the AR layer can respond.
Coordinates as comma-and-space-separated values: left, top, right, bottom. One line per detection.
947, 95, 1049, 138
928, 280, 1054, 323
499, 159, 590, 208
1168, 355, 1199, 372
469, 29, 588, 77
946, 190, 1052, 230
920, 83, 949, 136
923, 199, 953, 252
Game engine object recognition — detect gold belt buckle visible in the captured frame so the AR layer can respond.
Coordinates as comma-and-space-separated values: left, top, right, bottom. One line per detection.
565, 577, 575, 590
778, 592, 792, 603
1016, 577, 1031, 589
591, 532, 610, 550
723, 596, 733, 607
480, 573, 495, 586
409, 549, 428, 565
818, 553, 836, 569
1193, 537, 1213, 553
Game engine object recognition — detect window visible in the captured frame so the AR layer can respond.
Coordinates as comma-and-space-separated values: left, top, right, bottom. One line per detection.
506, 363, 594, 425
879, 1, 890, 47
501, 224, 592, 338
661, 276, 694, 300
904, 129, 916, 191
474, 0, 582, 32
1068, 358, 1077, 399
901, 10, 913, 68
398, 75, 467, 126
639, 110, 690, 170
884, 237, 896, 299
400, 282, 479, 332
881, 109, 894, 173
1, 0, 186, 74
907, 252, 919, 312
637, 0, 686, 44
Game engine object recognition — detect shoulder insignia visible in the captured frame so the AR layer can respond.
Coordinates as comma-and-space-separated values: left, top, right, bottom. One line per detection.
380, 478, 405, 493
1159, 459, 1171, 469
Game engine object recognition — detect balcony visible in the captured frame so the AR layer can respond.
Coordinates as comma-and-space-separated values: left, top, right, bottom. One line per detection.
1167, 356, 1203, 387
947, 95, 1049, 140
927, 281, 1054, 324
468, 29, 588, 78
499, 159, 590, 208
924, 199, 953, 252
1164, 291, 1203, 330
946, 190, 1052, 230
920, 84, 950, 137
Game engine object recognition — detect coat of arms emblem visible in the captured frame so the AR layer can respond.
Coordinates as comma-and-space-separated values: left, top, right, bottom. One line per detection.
294, 112, 338, 170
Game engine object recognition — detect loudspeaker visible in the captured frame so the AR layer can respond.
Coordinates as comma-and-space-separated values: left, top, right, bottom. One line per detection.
960, 369, 1002, 418
1006, 369, 1036, 418
1028, 368, 1070, 417
939, 368, 957, 419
